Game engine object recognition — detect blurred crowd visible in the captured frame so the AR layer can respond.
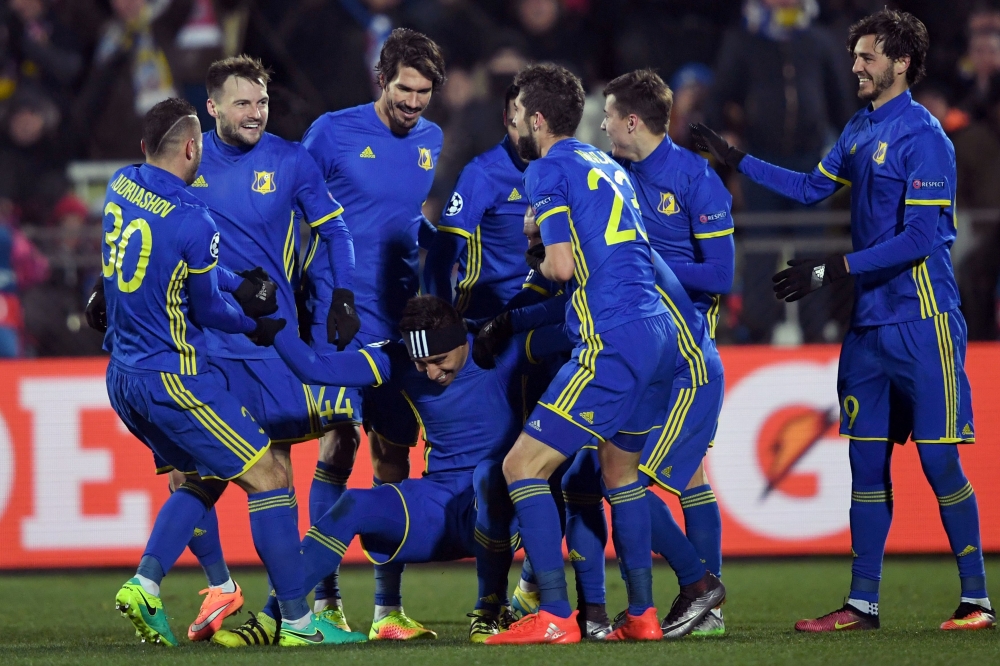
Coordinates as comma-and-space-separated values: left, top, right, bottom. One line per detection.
2, 0, 1000, 355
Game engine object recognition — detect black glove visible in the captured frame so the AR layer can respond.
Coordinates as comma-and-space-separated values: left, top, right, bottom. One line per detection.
295, 271, 313, 345
690, 123, 746, 170
233, 267, 278, 318
772, 255, 849, 302
472, 311, 513, 370
246, 317, 287, 347
525, 243, 546, 272
85, 277, 107, 332
327, 288, 361, 351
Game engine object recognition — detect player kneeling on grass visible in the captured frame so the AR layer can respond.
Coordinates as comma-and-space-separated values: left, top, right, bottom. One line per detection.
102, 97, 364, 648
211, 295, 572, 645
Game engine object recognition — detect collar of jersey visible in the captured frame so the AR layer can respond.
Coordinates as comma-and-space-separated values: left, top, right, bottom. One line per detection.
866, 89, 911, 125
139, 163, 187, 191
630, 134, 675, 175
209, 130, 256, 159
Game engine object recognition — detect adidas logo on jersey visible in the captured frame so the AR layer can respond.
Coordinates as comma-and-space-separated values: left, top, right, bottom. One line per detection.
958, 545, 978, 557
508, 188, 522, 201
568, 549, 586, 562
579, 411, 594, 424
850, 143, 857, 155
193, 527, 207, 537
662, 465, 672, 478
962, 423, 973, 436
527, 419, 542, 431
192, 175, 208, 187
360, 146, 376, 158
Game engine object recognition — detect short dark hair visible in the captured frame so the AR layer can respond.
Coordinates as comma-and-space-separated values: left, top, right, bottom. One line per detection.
206, 55, 271, 98
376, 28, 447, 91
847, 9, 929, 86
503, 83, 519, 121
603, 69, 673, 135
399, 295, 465, 333
513, 63, 585, 137
142, 98, 200, 158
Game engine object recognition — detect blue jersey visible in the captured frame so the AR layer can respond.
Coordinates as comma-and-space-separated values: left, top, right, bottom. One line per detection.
191, 131, 352, 359
526, 138, 665, 343
302, 103, 443, 339
619, 137, 733, 336
740, 91, 960, 327
437, 136, 529, 318
103, 164, 221, 374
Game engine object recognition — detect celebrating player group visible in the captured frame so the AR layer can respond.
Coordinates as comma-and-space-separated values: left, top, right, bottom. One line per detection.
87, 7, 994, 648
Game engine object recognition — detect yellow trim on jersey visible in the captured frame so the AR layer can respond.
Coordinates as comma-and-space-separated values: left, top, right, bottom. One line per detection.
525, 329, 540, 365
454, 227, 482, 313
283, 211, 296, 282
914, 437, 975, 444
839, 434, 907, 443
159, 372, 266, 467
401, 390, 427, 444
358, 349, 384, 386
436, 225, 474, 240
166, 260, 197, 375
619, 425, 662, 436
707, 294, 721, 340
554, 212, 600, 412
693, 228, 735, 240
933, 312, 958, 440
187, 259, 217, 274
302, 233, 320, 273
360, 483, 410, 564
308, 207, 344, 228
904, 199, 951, 206
641, 387, 697, 478
535, 205, 569, 225
912, 258, 940, 319
818, 162, 851, 186
522, 282, 551, 297
656, 286, 708, 387
536, 401, 603, 441
303, 384, 322, 436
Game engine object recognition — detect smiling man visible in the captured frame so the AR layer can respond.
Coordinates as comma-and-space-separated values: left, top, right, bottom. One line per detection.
691, 9, 994, 632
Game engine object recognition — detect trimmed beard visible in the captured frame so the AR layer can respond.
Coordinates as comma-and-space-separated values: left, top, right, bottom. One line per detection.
859, 66, 896, 102
517, 130, 541, 162
218, 115, 263, 148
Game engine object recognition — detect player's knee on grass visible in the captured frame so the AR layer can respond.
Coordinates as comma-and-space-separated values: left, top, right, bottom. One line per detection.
370, 432, 410, 483
598, 441, 641, 489
234, 450, 292, 495
685, 460, 708, 490
502, 433, 567, 483
319, 423, 362, 468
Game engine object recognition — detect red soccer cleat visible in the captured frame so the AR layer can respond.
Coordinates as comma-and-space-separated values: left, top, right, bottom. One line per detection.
604, 608, 663, 641
188, 582, 245, 641
940, 603, 996, 630
484, 610, 581, 645
795, 604, 880, 632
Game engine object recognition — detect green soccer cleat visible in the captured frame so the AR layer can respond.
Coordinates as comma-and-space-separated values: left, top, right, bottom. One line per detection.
468, 610, 502, 643
511, 585, 540, 618
368, 610, 437, 640
279, 613, 368, 646
211, 611, 278, 647
114, 577, 177, 646
689, 606, 725, 637
317, 605, 352, 632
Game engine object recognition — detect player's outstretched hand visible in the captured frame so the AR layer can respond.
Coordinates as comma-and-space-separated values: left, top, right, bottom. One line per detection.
525, 243, 546, 272
328, 288, 361, 351
772, 254, 848, 302
85, 277, 107, 332
472, 311, 513, 370
690, 123, 746, 170
246, 317, 286, 347
234, 267, 278, 318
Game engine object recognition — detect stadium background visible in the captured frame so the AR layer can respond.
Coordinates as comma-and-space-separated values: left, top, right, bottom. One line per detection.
1, 0, 1000, 568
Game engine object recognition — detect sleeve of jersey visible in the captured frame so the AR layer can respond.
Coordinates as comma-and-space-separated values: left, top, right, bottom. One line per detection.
423, 230, 464, 301
273, 326, 385, 387
215, 266, 243, 293
688, 166, 734, 240
301, 116, 336, 180
670, 168, 735, 294
846, 134, 950, 274
180, 213, 253, 333
509, 293, 568, 333
437, 164, 491, 239
296, 148, 355, 291
528, 166, 572, 246
651, 248, 697, 307
521, 325, 575, 366
738, 143, 845, 205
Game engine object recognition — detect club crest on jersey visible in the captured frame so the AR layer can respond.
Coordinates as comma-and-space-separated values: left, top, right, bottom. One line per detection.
418, 147, 434, 171
252, 171, 276, 194
872, 141, 887, 165
658, 192, 679, 215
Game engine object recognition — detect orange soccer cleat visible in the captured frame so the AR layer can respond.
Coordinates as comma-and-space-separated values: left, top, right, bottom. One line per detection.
484, 610, 581, 645
604, 608, 663, 641
188, 582, 245, 641
940, 603, 996, 631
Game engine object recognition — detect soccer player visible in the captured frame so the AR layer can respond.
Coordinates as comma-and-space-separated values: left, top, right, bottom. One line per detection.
103, 97, 364, 647
299, 28, 445, 638
485, 63, 678, 645
692, 9, 994, 631
214, 295, 568, 645
601, 68, 733, 635
423, 83, 529, 318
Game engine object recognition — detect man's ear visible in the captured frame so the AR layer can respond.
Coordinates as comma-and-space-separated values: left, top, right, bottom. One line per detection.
206, 97, 219, 119
140, 139, 148, 157
894, 55, 911, 77
186, 137, 196, 160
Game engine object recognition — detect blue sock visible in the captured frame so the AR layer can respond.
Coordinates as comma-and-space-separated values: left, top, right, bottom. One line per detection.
680, 484, 722, 579
509, 479, 570, 617
473, 461, 515, 613
918, 444, 988, 599
648, 491, 705, 586
261, 489, 299, 622
141, 485, 209, 583
562, 449, 607, 606
848, 441, 894, 604
311, 463, 351, 601
248, 489, 308, 622
520, 554, 536, 585
605, 480, 653, 616
187, 507, 230, 587
370, 477, 405, 607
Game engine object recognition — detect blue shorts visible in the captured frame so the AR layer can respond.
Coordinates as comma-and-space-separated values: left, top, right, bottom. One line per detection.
838, 310, 975, 444
209, 356, 328, 444
638, 376, 724, 494
107, 359, 270, 480
525, 314, 678, 458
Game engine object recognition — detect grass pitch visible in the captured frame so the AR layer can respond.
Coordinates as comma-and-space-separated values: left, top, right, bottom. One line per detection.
1, 557, 997, 665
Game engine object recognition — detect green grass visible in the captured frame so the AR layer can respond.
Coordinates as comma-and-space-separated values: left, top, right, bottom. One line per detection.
1, 557, 997, 665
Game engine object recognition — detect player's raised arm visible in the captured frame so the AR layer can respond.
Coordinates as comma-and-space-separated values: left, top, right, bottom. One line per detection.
267, 322, 384, 388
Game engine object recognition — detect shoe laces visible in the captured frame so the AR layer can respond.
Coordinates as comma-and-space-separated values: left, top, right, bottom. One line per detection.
467, 612, 500, 632
498, 607, 519, 630
505, 612, 539, 634
662, 594, 688, 625
611, 610, 628, 630
953, 602, 990, 619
